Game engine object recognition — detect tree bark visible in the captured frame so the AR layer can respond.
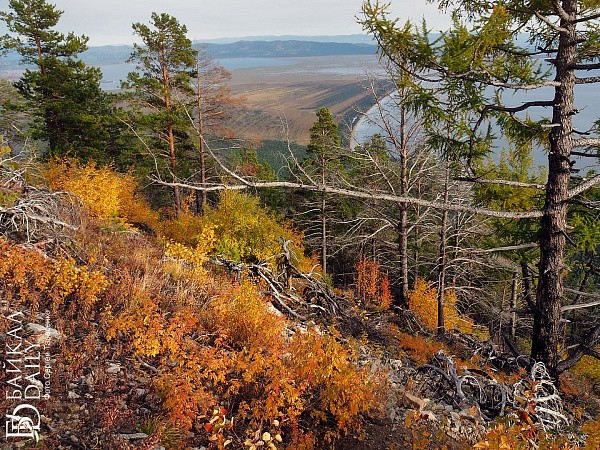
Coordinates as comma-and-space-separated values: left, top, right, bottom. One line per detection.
511, 268, 518, 339
437, 161, 450, 334
167, 122, 181, 215
398, 87, 409, 306
531, 0, 576, 379
321, 152, 327, 275
195, 55, 207, 215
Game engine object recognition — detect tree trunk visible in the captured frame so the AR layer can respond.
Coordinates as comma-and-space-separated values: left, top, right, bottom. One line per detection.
398, 90, 409, 306
414, 177, 422, 282
511, 268, 518, 339
531, 0, 576, 379
437, 161, 450, 334
321, 153, 327, 275
196, 56, 207, 214
167, 122, 181, 215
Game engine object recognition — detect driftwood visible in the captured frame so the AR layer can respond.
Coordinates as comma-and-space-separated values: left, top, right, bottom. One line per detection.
414, 350, 569, 431
207, 238, 344, 321
0, 160, 81, 244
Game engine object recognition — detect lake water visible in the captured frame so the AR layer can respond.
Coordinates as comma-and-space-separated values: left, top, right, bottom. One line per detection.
353, 81, 600, 174
98, 57, 297, 90
1, 57, 298, 90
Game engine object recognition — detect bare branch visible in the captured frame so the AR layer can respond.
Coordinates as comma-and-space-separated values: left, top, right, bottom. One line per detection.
572, 138, 600, 148
534, 11, 569, 33
456, 177, 546, 190
567, 173, 600, 199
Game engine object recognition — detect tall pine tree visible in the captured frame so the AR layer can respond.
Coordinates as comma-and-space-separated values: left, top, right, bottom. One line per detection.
123, 12, 196, 215
1, 0, 111, 160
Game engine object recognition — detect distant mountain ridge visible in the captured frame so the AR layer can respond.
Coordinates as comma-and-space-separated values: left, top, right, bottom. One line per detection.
202, 40, 376, 59
2, 37, 378, 71
78, 40, 377, 65
199, 34, 375, 44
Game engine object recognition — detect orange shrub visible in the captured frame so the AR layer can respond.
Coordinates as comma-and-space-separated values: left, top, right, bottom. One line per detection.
106, 274, 378, 444
354, 255, 392, 311
407, 278, 478, 334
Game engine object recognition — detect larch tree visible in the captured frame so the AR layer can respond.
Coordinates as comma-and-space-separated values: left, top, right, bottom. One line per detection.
123, 12, 196, 215
361, 0, 600, 377
191, 44, 243, 214
1, 0, 111, 160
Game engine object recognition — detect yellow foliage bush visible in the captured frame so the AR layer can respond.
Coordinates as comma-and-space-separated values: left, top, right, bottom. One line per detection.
0, 238, 106, 318
159, 190, 317, 272
573, 351, 600, 382
45, 158, 157, 228
407, 278, 478, 334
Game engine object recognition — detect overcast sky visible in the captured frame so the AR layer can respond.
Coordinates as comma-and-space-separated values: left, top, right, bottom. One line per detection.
0, 0, 452, 46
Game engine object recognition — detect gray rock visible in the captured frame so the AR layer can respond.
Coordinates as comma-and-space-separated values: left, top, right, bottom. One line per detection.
107, 363, 121, 374
119, 432, 149, 440
403, 391, 429, 411
450, 411, 461, 424
26, 323, 62, 345
68, 391, 81, 399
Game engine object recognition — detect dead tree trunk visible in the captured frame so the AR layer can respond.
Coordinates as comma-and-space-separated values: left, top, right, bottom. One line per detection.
437, 161, 450, 334
511, 268, 518, 339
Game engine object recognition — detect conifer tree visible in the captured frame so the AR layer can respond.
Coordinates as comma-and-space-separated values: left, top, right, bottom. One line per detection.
1, 0, 111, 160
123, 12, 196, 215
305, 107, 343, 275
362, 0, 600, 377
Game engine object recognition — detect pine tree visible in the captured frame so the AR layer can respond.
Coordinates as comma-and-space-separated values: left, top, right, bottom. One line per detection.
123, 12, 196, 215
305, 107, 343, 276
1, 0, 111, 160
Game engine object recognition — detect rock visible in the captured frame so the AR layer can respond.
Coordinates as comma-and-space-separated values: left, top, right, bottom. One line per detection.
26, 323, 62, 345
68, 391, 81, 399
70, 435, 79, 444
389, 359, 403, 371
119, 432, 149, 440
107, 363, 121, 374
403, 391, 429, 411
154, 446, 166, 450
135, 388, 148, 397
420, 410, 437, 421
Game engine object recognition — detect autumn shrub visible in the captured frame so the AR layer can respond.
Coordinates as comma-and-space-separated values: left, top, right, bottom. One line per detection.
474, 415, 600, 450
44, 158, 157, 228
105, 270, 378, 446
573, 352, 600, 383
408, 278, 479, 334
388, 325, 444, 365
354, 255, 392, 311
159, 190, 317, 271
0, 238, 106, 319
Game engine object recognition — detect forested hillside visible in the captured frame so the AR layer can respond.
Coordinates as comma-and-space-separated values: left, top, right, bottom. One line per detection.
1, 0, 600, 449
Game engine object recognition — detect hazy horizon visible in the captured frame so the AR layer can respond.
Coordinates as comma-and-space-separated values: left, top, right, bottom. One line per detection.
0, 0, 453, 47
